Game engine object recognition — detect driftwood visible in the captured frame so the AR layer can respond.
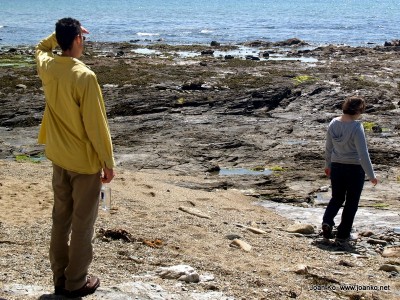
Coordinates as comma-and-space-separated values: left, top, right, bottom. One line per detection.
230, 239, 252, 252
234, 223, 268, 234
179, 206, 211, 219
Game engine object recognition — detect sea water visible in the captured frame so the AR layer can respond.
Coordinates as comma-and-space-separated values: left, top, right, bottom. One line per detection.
1, 0, 400, 47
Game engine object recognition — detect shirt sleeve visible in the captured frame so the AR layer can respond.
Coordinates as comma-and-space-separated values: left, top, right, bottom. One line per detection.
354, 124, 375, 179
80, 72, 115, 169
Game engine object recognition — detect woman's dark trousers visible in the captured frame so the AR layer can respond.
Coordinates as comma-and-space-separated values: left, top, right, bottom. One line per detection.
323, 162, 365, 239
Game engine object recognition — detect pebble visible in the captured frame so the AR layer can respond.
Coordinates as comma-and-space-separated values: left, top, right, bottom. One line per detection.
226, 234, 242, 240
15, 84, 27, 89
379, 264, 400, 273
382, 246, 400, 258
103, 84, 119, 88
245, 226, 267, 234
319, 185, 330, 192
359, 230, 374, 237
338, 260, 355, 267
156, 265, 200, 283
294, 264, 309, 274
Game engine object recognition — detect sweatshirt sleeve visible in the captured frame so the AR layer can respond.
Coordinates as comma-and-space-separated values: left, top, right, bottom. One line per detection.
80, 72, 115, 169
354, 124, 375, 179
325, 127, 333, 168
35, 33, 58, 78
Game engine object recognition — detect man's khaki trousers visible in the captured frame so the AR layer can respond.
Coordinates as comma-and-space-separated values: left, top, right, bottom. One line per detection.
50, 164, 101, 291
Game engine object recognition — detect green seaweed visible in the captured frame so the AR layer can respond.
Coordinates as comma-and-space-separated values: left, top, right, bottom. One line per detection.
251, 166, 265, 171
15, 154, 46, 163
362, 122, 376, 131
177, 97, 185, 105
269, 165, 285, 171
371, 203, 390, 209
293, 75, 316, 85
0, 54, 35, 68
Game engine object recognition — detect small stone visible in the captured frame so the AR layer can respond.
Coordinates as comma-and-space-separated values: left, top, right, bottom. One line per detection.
379, 264, 400, 273
245, 226, 267, 234
201, 49, 214, 56
103, 84, 119, 88
294, 264, 308, 274
199, 274, 215, 282
178, 273, 200, 283
367, 238, 387, 246
128, 256, 144, 264
372, 125, 382, 133
319, 185, 329, 192
226, 234, 241, 240
360, 230, 374, 237
287, 223, 315, 234
338, 260, 355, 267
16, 84, 27, 89
382, 246, 400, 257
156, 264, 199, 282
230, 239, 252, 252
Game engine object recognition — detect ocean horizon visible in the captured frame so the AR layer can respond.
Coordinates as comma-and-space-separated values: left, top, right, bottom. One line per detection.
1, 0, 400, 47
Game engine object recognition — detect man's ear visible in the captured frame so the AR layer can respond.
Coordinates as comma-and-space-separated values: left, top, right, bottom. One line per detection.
75, 35, 83, 46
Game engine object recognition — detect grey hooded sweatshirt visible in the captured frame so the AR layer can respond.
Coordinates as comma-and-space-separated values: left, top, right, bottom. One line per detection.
325, 118, 375, 180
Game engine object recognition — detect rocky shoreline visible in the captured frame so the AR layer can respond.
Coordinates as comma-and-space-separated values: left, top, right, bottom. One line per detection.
1, 39, 400, 299
2, 40, 400, 202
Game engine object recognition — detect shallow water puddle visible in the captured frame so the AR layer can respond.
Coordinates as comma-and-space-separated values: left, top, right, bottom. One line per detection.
132, 48, 161, 55
214, 168, 273, 176
268, 54, 318, 63
259, 200, 400, 232
131, 47, 318, 63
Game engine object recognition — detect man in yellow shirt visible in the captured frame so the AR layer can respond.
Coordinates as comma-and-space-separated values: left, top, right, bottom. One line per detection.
35, 17, 115, 298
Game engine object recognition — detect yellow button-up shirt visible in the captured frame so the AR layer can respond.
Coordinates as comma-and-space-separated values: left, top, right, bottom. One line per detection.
35, 33, 115, 174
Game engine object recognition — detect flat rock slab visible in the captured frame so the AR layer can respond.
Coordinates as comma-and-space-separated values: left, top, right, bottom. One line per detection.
3, 282, 234, 300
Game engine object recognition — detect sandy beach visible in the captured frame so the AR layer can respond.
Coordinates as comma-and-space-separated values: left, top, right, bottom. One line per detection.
0, 158, 399, 300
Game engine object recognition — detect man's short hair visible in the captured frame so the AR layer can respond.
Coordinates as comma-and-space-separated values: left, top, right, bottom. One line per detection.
342, 96, 366, 115
55, 17, 81, 51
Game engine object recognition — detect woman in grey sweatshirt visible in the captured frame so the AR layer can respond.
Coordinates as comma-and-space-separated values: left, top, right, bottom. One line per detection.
322, 96, 378, 242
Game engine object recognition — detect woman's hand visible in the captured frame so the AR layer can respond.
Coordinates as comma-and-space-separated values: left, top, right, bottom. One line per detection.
370, 178, 378, 186
324, 168, 331, 177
